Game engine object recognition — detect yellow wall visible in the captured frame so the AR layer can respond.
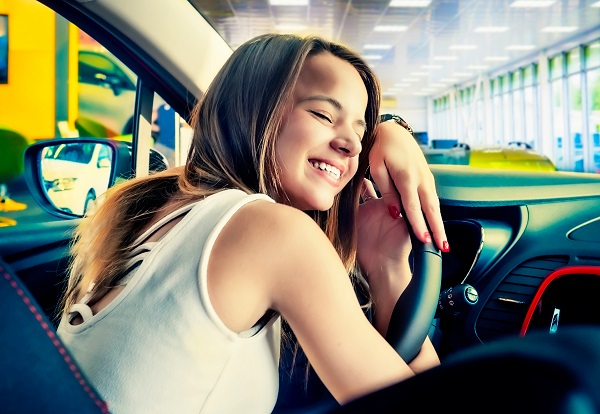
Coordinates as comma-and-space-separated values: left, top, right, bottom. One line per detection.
68, 23, 78, 132
0, 0, 55, 140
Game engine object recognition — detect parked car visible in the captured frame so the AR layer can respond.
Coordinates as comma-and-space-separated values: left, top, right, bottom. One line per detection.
77, 49, 137, 137
41, 142, 113, 215
1, 0, 599, 412
424, 142, 556, 172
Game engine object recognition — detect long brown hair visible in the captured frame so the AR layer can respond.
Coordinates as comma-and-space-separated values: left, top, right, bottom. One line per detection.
61, 33, 381, 318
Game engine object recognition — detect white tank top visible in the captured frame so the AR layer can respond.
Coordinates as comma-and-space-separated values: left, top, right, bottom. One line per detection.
57, 189, 281, 414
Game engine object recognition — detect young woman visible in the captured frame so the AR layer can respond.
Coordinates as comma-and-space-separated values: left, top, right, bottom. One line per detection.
57, 33, 446, 413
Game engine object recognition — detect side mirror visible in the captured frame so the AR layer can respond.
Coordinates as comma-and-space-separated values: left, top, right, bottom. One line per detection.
24, 138, 132, 219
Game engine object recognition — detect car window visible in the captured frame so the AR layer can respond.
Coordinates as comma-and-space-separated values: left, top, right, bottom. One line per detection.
0, 6, 186, 228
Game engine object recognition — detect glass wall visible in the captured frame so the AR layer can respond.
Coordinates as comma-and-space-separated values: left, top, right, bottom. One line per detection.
501, 74, 512, 147
586, 41, 600, 173
512, 70, 524, 144
523, 65, 537, 149
432, 36, 600, 173
550, 54, 566, 170
491, 78, 503, 145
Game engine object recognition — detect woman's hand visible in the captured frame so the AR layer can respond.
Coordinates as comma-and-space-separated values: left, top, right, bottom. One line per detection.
357, 179, 411, 284
357, 179, 413, 335
368, 120, 449, 252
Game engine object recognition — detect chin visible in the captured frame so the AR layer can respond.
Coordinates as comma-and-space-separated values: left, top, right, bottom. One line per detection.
305, 195, 336, 212
288, 193, 335, 212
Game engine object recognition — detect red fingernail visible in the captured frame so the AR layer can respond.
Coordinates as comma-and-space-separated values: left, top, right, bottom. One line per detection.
442, 241, 450, 253
424, 232, 432, 243
387, 205, 400, 219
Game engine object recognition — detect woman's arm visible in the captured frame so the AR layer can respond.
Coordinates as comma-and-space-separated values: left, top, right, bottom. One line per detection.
208, 200, 416, 404
357, 178, 440, 371
409, 337, 440, 373
370, 117, 448, 252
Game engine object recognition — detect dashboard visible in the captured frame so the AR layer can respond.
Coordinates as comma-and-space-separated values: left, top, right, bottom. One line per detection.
431, 165, 600, 359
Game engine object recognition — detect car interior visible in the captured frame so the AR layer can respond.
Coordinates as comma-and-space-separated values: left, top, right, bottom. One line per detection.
1, 0, 600, 412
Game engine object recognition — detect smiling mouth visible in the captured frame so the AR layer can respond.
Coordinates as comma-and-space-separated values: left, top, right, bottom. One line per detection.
310, 160, 341, 180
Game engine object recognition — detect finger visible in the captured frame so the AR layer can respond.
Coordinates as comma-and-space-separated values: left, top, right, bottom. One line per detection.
361, 178, 379, 202
418, 185, 448, 252
368, 162, 403, 221
392, 177, 432, 244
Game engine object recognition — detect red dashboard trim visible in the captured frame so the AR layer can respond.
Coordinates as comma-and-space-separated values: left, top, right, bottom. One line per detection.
520, 266, 600, 337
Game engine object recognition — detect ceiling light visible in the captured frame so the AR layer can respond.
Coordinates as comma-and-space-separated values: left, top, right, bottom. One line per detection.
269, 0, 308, 5
475, 26, 510, 33
542, 26, 578, 33
434, 56, 458, 61
506, 45, 536, 50
364, 44, 394, 50
374, 25, 409, 32
421, 65, 443, 69
510, 1, 555, 7
363, 54, 384, 60
484, 56, 510, 61
467, 65, 490, 70
449, 45, 477, 50
389, 0, 432, 7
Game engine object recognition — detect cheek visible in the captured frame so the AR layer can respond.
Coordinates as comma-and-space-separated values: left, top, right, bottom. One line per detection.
347, 158, 359, 180
275, 132, 297, 169
276, 120, 313, 166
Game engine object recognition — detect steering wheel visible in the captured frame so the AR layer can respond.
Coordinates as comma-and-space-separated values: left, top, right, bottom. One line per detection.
385, 211, 442, 363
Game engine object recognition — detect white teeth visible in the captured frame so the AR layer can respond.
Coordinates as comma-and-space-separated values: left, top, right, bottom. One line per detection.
312, 161, 341, 180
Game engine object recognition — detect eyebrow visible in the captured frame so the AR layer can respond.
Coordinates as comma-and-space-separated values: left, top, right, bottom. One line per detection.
304, 95, 367, 130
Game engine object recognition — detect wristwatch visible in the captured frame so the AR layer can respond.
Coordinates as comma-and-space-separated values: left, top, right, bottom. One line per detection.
379, 113, 414, 135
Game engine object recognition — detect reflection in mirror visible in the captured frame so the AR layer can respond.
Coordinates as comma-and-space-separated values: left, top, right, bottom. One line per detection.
40, 142, 113, 216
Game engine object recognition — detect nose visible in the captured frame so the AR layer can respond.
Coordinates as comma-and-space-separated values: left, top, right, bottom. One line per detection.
331, 124, 362, 157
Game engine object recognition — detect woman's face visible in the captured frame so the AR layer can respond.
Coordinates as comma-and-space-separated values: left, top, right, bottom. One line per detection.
275, 52, 368, 211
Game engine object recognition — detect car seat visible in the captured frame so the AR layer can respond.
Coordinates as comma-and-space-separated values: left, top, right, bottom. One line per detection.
0, 258, 108, 413
334, 327, 600, 414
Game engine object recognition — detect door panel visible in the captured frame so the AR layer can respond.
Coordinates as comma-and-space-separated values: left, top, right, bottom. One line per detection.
0, 221, 78, 322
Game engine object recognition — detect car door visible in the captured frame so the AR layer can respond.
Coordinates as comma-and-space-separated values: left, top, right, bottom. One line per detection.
0, 14, 146, 321
0, 0, 230, 323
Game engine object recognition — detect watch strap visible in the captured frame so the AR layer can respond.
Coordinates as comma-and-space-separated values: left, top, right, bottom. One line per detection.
380, 113, 414, 135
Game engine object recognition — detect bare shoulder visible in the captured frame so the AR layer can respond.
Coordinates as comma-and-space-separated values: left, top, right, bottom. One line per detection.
216, 199, 336, 268
224, 200, 352, 304
233, 199, 323, 237
207, 198, 344, 331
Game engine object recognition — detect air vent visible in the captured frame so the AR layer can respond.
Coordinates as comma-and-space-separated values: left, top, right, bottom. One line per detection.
476, 256, 569, 342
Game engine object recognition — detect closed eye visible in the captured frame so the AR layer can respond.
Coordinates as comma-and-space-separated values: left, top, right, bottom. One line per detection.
309, 110, 332, 124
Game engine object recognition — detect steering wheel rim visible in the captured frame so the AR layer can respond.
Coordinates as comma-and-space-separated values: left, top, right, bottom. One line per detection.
384, 214, 442, 363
